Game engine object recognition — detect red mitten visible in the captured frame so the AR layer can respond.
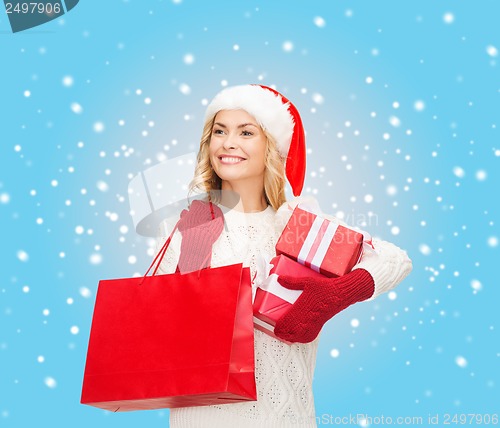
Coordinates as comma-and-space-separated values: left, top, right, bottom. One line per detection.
273, 269, 375, 343
177, 200, 224, 273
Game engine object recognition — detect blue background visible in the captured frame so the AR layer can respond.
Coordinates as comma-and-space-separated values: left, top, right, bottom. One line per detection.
1, 1, 499, 426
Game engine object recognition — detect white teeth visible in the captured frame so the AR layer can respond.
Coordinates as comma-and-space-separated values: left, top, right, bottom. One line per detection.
220, 157, 244, 163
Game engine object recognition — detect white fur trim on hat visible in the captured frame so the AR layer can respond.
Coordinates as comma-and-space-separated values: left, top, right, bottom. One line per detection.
204, 85, 295, 157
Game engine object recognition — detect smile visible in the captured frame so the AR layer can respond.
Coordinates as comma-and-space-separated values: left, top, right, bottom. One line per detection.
219, 156, 246, 164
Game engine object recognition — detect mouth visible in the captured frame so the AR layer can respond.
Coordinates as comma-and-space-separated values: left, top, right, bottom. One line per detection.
218, 155, 247, 164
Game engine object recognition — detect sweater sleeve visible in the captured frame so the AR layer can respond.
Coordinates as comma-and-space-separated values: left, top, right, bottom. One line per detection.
152, 217, 181, 275
350, 237, 413, 300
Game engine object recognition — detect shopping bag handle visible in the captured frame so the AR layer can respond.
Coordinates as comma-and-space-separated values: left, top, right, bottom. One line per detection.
138, 219, 181, 285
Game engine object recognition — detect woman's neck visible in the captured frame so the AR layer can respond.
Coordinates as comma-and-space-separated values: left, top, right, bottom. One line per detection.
219, 181, 268, 213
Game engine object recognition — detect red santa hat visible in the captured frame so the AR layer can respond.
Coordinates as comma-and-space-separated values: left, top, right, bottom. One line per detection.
204, 84, 306, 197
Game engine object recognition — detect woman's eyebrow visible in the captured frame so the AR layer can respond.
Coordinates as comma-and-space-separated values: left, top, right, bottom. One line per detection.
213, 122, 227, 128
213, 122, 258, 129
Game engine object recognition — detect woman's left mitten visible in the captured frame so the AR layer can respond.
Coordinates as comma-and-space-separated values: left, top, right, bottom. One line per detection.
273, 269, 375, 343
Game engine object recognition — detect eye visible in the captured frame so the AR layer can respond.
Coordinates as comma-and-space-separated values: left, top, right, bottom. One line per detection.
242, 130, 253, 136
212, 128, 224, 135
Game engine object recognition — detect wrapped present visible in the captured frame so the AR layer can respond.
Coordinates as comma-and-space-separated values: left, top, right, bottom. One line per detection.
253, 255, 324, 342
275, 205, 364, 278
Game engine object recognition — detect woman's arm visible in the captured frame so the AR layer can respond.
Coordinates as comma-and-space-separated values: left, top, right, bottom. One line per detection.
351, 238, 412, 300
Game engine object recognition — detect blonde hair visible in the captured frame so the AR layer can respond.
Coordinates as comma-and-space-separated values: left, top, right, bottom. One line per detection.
188, 113, 287, 211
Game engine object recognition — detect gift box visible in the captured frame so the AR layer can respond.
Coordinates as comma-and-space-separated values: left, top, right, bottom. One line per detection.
275, 205, 364, 278
253, 255, 325, 342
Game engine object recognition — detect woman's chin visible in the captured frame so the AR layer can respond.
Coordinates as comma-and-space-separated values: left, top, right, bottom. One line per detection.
215, 166, 247, 180
218, 173, 244, 183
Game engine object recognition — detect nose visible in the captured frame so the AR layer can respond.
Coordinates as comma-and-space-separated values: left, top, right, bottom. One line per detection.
222, 132, 238, 150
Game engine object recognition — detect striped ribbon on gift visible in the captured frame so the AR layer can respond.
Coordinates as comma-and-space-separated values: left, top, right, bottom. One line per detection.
297, 216, 339, 273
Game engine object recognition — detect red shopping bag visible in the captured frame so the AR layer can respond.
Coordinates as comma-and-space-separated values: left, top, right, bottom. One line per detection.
80, 216, 256, 411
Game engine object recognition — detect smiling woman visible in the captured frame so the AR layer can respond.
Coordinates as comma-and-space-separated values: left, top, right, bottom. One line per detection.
152, 84, 412, 428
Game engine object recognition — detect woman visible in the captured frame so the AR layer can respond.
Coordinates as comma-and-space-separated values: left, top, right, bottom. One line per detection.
154, 84, 412, 427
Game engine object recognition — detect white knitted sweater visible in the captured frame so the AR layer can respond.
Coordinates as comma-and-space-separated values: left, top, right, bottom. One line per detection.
153, 196, 412, 428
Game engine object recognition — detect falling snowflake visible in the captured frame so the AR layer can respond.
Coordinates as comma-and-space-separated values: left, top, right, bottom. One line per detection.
44, 377, 57, 388
282, 41, 294, 52
313, 16, 326, 28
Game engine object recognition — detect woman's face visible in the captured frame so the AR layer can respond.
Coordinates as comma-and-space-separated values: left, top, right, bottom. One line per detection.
209, 109, 267, 189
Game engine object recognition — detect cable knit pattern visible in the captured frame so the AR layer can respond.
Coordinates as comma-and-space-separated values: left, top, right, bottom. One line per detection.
151, 196, 412, 427
351, 238, 412, 300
